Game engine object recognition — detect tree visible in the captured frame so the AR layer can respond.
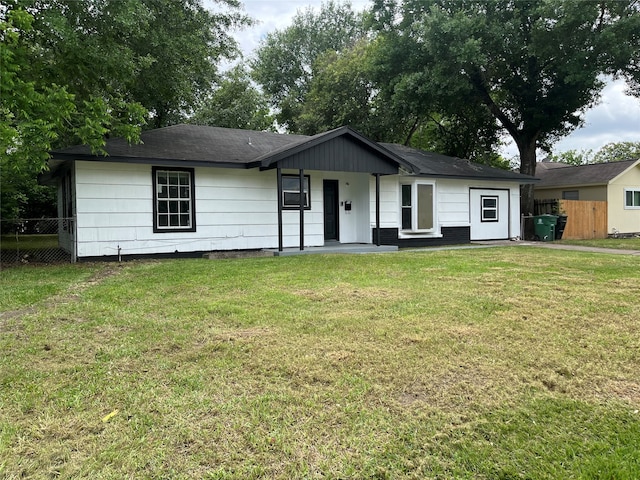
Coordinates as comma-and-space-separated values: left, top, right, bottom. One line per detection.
548, 149, 594, 166
251, 1, 366, 132
550, 141, 640, 165
371, 0, 640, 214
126, 0, 251, 128
1, 7, 145, 220
296, 40, 381, 136
1, 0, 250, 219
592, 141, 640, 163
251, 2, 502, 164
17, 0, 250, 130
190, 65, 274, 131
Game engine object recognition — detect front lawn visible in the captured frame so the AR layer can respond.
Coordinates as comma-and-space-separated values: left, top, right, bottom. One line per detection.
1, 249, 639, 478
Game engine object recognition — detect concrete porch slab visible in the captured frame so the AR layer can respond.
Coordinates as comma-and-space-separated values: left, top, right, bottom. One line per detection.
265, 243, 398, 256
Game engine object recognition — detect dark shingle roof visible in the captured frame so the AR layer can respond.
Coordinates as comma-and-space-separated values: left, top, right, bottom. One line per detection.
381, 143, 537, 182
50, 124, 536, 183
535, 160, 639, 187
53, 124, 310, 165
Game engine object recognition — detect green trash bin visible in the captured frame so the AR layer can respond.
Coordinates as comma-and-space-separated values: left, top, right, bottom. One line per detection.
533, 214, 558, 242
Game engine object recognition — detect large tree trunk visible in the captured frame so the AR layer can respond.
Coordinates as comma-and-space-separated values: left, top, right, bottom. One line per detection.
516, 138, 538, 215
516, 137, 538, 239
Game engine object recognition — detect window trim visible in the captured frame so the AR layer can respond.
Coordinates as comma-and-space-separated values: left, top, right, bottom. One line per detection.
282, 174, 311, 210
152, 167, 196, 233
481, 195, 499, 223
399, 180, 436, 233
624, 188, 640, 209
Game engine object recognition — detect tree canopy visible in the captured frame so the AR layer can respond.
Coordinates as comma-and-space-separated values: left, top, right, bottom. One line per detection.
251, 1, 505, 164
1, 0, 249, 219
251, 1, 366, 132
370, 0, 640, 213
190, 65, 274, 131
550, 141, 640, 165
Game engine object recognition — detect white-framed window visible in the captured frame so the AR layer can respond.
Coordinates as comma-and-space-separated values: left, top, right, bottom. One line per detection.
400, 181, 435, 232
624, 189, 640, 209
282, 175, 310, 209
481, 195, 499, 222
153, 167, 195, 232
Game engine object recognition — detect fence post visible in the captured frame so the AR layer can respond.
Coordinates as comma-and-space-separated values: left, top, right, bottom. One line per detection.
72, 217, 77, 263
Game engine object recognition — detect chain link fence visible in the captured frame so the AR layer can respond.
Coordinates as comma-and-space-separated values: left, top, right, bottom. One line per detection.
1, 218, 75, 265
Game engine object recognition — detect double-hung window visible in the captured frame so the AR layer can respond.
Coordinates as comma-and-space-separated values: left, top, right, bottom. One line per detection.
625, 189, 640, 209
153, 167, 196, 232
400, 182, 435, 232
282, 175, 311, 209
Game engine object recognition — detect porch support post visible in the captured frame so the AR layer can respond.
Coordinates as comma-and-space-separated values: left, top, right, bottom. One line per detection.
375, 173, 381, 246
299, 168, 305, 251
277, 166, 283, 252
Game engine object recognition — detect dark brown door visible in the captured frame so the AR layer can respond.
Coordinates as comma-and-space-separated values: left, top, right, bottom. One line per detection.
323, 180, 339, 241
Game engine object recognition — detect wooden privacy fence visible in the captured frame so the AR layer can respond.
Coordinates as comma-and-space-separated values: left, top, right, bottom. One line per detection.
559, 200, 608, 239
534, 199, 607, 239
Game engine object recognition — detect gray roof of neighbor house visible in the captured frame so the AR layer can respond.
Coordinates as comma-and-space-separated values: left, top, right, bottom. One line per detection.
535, 160, 640, 187
49, 124, 537, 182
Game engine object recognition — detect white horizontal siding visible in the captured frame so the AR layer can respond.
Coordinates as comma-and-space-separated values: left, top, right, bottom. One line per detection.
75, 162, 341, 257
436, 181, 471, 226
73, 160, 523, 256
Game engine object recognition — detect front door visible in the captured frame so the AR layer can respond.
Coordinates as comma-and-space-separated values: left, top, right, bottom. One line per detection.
323, 180, 339, 241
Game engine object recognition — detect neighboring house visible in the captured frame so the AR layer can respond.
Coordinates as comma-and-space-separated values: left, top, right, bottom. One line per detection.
534, 159, 640, 236
43, 125, 536, 260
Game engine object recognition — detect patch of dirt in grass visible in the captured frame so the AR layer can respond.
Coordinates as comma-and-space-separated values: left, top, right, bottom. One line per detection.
396, 366, 494, 410
292, 285, 406, 303
216, 327, 274, 341
604, 380, 640, 405
0, 264, 124, 325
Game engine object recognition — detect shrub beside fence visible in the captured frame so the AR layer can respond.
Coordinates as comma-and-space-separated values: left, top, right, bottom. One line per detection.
1, 218, 75, 265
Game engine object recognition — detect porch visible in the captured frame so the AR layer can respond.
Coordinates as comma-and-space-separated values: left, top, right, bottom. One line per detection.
265, 241, 398, 256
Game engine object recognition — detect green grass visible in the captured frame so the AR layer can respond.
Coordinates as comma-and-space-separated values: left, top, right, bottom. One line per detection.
0, 263, 106, 311
559, 236, 640, 250
1, 249, 639, 478
1, 234, 60, 251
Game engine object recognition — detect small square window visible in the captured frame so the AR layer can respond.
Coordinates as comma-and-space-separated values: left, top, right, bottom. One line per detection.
282, 175, 311, 209
562, 190, 579, 200
481, 196, 499, 222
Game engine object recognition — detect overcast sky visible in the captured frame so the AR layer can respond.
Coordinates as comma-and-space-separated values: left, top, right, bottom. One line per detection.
221, 0, 640, 157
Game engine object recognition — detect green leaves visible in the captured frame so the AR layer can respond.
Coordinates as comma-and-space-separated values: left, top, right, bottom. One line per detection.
1, 0, 250, 219
251, 1, 366, 132
190, 65, 274, 131
370, 0, 640, 213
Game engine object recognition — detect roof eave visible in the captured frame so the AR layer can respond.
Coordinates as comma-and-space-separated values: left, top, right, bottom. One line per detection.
608, 159, 640, 184
49, 153, 251, 169
414, 173, 539, 183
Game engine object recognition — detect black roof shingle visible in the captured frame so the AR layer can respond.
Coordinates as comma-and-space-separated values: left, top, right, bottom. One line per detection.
51, 124, 537, 183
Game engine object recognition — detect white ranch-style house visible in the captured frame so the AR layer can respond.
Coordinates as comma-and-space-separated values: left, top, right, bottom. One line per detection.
44, 125, 537, 260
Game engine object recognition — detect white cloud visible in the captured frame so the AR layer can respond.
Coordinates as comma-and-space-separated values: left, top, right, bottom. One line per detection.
553, 79, 640, 153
